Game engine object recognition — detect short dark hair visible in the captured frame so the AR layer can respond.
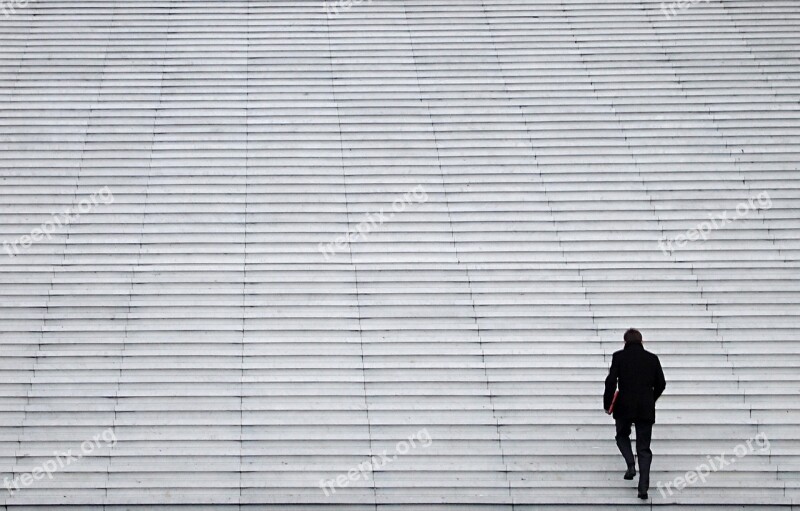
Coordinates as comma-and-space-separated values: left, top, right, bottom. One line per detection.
624, 328, 642, 344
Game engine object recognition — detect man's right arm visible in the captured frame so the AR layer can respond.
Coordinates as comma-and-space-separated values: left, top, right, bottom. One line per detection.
654, 356, 666, 401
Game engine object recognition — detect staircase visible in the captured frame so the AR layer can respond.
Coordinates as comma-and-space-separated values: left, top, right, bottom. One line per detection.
1, 0, 799, 508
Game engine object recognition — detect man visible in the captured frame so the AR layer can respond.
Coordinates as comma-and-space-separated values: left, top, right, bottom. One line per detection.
604, 328, 666, 500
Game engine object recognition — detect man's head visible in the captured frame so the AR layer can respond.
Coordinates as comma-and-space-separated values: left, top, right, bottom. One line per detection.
624, 328, 643, 345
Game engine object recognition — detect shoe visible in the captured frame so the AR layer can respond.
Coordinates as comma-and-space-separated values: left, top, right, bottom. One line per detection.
624, 466, 636, 480
638, 491, 648, 500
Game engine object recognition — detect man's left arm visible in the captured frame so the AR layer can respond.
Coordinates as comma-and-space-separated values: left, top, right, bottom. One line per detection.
604, 353, 619, 412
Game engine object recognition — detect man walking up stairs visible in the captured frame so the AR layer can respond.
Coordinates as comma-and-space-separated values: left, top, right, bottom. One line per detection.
604, 329, 667, 500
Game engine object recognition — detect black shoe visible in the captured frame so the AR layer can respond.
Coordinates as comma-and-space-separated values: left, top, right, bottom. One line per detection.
624, 466, 636, 480
638, 491, 648, 500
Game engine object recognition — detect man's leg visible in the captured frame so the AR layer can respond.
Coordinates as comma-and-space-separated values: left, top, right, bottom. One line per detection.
635, 421, 653, 493
615, 419, 635, 469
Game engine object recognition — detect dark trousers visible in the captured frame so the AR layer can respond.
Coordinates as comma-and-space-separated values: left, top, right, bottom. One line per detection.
615, 419, 653, 491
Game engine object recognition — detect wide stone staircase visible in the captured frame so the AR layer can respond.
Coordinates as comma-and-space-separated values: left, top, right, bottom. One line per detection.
0, 0, 799, 509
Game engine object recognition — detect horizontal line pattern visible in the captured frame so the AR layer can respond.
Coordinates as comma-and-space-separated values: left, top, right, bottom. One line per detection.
0, 0, 799, 509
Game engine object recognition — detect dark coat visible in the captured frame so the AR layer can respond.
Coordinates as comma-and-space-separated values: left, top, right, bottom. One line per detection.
604, 343, 666, 423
